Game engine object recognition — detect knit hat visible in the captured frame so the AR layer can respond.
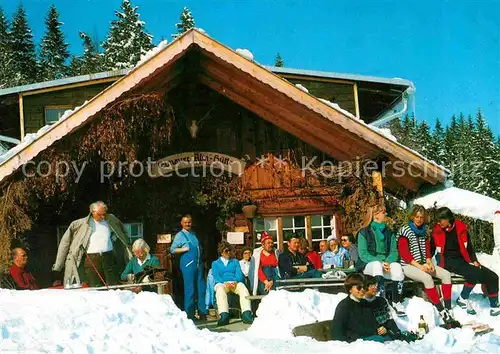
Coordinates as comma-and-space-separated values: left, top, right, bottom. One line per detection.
260, 232, 273, 244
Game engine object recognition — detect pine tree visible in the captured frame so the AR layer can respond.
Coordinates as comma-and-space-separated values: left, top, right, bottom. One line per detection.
385, 117, 402, 141
443, 115, 459, 169
39, 5, 69, 81
416, 120, 432, 158
275, 52, 284, 67
399, 114, 418, 150
453, 113, 476, 190
10, 4, 38, 85
172, 7, 195, 39
472, 109, 500, 198
69, 32, 103, 75
428, 119, 445, 165
102, 0, 153, 70
0, 7, 13, 88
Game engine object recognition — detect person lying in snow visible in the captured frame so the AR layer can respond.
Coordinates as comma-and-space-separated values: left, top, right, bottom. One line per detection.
432, 207, 500, 317
357, 204, 406, 317
9, 247, 38, 290
397, 205, 459, 327
279, 234, 321, 279
248, 232, 281, 295
331, 273, 417, 343
211, 241, 254, 326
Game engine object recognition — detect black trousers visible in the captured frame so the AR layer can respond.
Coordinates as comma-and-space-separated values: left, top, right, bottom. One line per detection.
444, 258, 499, 294
84, 251, 119, 287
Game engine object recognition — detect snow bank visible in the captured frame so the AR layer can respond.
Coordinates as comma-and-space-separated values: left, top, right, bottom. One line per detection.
413, 187, 500, 223
235, 48, 254, 61
2, 252, 500, 354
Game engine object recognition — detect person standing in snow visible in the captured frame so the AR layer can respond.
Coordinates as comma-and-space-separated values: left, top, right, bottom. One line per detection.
432, 207, 500, 316
52, 201, 132, 287
357, 204, 406, 317
248, 232, 280, 295
397, 205, 459, 326
211, 241, 254, 326
170, 215, 208, 321
9, 247, 38, 290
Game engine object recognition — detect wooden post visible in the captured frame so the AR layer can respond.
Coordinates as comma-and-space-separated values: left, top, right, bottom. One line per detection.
353, 83, 360, 119
306, 215, 312, 248
277, 216, 284, 251
19, 93, 25, 141
372, 170, 384, 199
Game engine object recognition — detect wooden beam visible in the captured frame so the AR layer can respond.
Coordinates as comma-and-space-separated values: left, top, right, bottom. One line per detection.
199, 61, 376, 159
277, 216, 284, 252
21, 77, 120, 97
199, 74, 353, 161
192, 31, 446, 184
306, 215, 312, 248
279, 73, 355, 85
353, 83, 360, 118
18, 93, 24, 142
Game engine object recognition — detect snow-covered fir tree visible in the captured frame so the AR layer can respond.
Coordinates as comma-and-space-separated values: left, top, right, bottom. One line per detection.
70, 32, 103, 76
472, 110, 500, 199
275, 52, 284, 67
453, 114, 476, 190
0, 7, 13, 88
428, 119, 445, 165
10, 4, 38, 86
416, 120, 432, 157
443, 115, 458, 168
172, 7, 195, 39
399, 114, 418, 151
39, 5, 69, 81
102, 0, 153, 70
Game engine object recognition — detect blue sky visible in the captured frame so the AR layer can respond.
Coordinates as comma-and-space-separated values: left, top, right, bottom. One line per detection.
1, 0, 499, 136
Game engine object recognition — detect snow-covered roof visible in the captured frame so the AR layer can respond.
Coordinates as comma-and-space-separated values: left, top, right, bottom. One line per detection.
413, 187, 500, 222
0, 62, 412, 99
0, 69, 129, 97
0, 29, 446, 191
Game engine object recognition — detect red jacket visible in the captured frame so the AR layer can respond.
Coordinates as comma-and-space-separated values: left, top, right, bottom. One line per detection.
9, 264, 39, 290
306, 251, 322, 270
432, 219, 472, 267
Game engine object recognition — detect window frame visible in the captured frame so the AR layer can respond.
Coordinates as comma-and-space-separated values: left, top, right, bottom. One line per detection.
310, 214, 333, 241
44, 105, 73, 125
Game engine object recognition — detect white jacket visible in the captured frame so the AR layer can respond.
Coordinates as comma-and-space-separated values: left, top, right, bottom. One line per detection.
249, 246, 281, 295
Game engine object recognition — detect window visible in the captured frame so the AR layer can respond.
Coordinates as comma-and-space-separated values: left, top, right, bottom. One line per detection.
282, 216, 306, 243
253, 217, 278, 245
45, 106, 72, 125
311, 215, 332, 241
124, 222, 143, 244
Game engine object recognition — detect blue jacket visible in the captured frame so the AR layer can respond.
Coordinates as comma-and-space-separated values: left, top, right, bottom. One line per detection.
120, 254, 161, 281
322, 247, 349, 267
211, 258, 244, 284
170, 229, 202, 268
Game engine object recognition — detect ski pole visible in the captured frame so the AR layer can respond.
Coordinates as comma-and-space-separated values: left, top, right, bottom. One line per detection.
79, 245, 108, 289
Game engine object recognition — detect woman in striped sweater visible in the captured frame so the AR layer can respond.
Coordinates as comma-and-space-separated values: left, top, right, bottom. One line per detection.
397, 205, 459, 327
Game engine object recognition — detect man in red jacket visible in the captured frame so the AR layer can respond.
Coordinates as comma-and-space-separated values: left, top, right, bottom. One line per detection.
432, 207, 499, 316
9, 247, 38, 290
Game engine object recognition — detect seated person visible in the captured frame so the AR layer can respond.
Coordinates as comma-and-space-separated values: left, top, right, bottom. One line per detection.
340, 234, 358, 265
9, 247, 38, 290
321, 237, 349, 268
279, 234, 321, 279
331, 273, 382, 342
211, 241, 254, 326
249, 232, 280, 295
121, 239, 160, 292
299, 237, 322, 270
319, 240, 328, 257
239, 247, 252, 287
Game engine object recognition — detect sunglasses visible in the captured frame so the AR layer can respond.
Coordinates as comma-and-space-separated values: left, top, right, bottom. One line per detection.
223, 249, 230, 253
243, 251, 251, 254
354, 285, 364, 291
341, 238, 349, 242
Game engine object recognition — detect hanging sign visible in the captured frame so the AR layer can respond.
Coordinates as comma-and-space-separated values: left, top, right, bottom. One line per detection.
150, 152, 246, 177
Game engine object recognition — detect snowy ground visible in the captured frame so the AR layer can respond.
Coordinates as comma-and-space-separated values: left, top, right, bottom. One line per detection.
1, 253, 500, 353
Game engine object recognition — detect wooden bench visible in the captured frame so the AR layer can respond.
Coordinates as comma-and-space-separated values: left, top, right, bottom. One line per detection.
246, 274, 466, 300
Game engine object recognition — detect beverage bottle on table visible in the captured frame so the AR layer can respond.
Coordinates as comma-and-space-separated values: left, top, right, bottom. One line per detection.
418, 315, 428, 338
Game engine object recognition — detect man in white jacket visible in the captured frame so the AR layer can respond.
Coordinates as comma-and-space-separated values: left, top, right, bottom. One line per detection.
248, 232, 281, 296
